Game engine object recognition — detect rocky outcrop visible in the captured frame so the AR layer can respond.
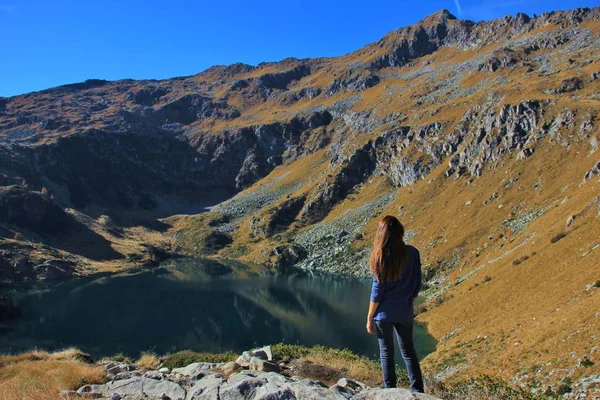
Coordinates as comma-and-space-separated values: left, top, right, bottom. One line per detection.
251, 196, 306, 237
326, 73, 381, 95
70, 347, 441, 400
192, 111, 333, 191
582, 159, 600, 184
555, 77, 584, 93
478, 48, 521, 72
0, 186, 73, 233
301, 143, 377, 225
366, 7, 600, 69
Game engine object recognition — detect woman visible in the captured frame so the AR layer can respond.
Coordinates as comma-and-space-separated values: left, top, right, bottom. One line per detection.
366, 215, 424, 393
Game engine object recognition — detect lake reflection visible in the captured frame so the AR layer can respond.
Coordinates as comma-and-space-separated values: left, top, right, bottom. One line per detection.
0, 259, 436, 364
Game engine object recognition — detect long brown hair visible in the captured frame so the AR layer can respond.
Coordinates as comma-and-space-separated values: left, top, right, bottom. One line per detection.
369, 215, 407, 282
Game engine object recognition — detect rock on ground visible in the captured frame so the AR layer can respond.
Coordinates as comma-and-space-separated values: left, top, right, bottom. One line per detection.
73, 348, 441, 400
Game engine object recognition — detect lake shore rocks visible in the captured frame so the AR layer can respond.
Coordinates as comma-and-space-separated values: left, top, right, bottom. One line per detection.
68, 346, 440, 400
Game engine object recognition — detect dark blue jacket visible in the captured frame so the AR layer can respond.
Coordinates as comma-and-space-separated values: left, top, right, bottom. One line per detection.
370, 245, 422, 322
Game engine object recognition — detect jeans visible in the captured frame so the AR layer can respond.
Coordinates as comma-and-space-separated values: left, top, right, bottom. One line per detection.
374, 320, 424, 393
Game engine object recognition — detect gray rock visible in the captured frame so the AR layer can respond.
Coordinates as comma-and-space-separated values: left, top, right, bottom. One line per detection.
336, 378, 369, 394
354, 388, 440, 400
222, 361, 242, 375
143, 378, 187, 399
61, 389, 103, 398
144, 370, 166, 380
236, 351, 254, 368
249, 357, 279, 373
220, 375, 266, 400
172, 362, 221, 380
104, 362, 137, 377
187, 375, 225, 399
253, 387, 297, 400
290, 379, 345, 400
76, 384, 106, 396
252, 346, 271, 360
329, 385, 355, 399
104, 377, 186, 399
114, 371, 141, 381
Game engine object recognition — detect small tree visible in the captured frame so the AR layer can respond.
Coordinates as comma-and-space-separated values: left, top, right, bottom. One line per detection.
13, 232, 23, 241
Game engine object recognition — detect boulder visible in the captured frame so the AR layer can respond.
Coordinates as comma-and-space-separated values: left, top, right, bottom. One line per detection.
336, 378, 368, 394
556, 77, 583, 93
236, 351, 253, 367
172, 362, 221, 380
104, 377, 186, 399
354, 388, 440, 400
221, 361, 242, 375
113, 371, 141, 381
104, 362, 137, 377
290, 379, 347, 400
76, 384, 106, 396
186, 375, 224, 399
219, 375, 266, 400
143, 370, 165, 380
253, 345, 273, 361
34, 259, 75, 281
253, 387, 297, 400
249, 357, 279, 373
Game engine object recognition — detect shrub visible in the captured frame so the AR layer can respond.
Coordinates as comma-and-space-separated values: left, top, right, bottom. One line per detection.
581, 356, 594, 367
161, 350, 236, 370
482, 275, 492, 283
512, 255, 530, 265
272, 343, 310, 362
354, 232, 364, 241
414, 303, 428, 315
550, 232, 568, 243
13, 232, 23, 241
556, 382, 572, 395
434, 294, 454, 307
396, 367, 410, 387
594, 280, 600, 289
109, 353, 132, 363
135, 352, 160, 370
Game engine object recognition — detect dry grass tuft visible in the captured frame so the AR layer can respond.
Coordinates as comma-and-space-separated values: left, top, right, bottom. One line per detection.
274, 345, 382, 387
135, 352, 161, 371
0, 349, 105, 400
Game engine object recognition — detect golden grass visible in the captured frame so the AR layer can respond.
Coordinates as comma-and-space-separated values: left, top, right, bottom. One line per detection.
300, 349, 383, 387
0, 349, 105, 400
135, 352, 161, 371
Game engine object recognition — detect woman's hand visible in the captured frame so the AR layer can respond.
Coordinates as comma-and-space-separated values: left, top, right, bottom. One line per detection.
366, 319, 375, 335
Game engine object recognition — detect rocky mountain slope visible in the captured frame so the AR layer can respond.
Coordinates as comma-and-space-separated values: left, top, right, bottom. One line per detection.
1, 6, 600, 397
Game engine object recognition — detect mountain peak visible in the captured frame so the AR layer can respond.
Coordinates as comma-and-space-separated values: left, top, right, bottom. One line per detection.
420, 9, 458, 25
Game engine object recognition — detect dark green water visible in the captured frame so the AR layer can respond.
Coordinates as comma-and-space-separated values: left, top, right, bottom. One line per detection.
0, 259, 436, 364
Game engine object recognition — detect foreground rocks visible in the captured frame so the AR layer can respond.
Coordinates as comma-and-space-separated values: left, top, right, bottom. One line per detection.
65, 347, 440, 400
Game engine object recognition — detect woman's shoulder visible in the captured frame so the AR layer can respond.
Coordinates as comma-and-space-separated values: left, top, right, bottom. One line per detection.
405, 244, 420, 255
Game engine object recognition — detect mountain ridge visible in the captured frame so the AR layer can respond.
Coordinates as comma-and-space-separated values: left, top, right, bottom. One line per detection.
1, 6, 599, 397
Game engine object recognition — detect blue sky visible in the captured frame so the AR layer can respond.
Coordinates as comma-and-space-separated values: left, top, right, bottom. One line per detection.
1, 0, 598, 97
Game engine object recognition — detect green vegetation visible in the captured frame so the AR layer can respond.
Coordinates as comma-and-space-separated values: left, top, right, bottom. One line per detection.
556, 377, 572, 395
109, 353, 132, 363
168, 212, 232, 255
